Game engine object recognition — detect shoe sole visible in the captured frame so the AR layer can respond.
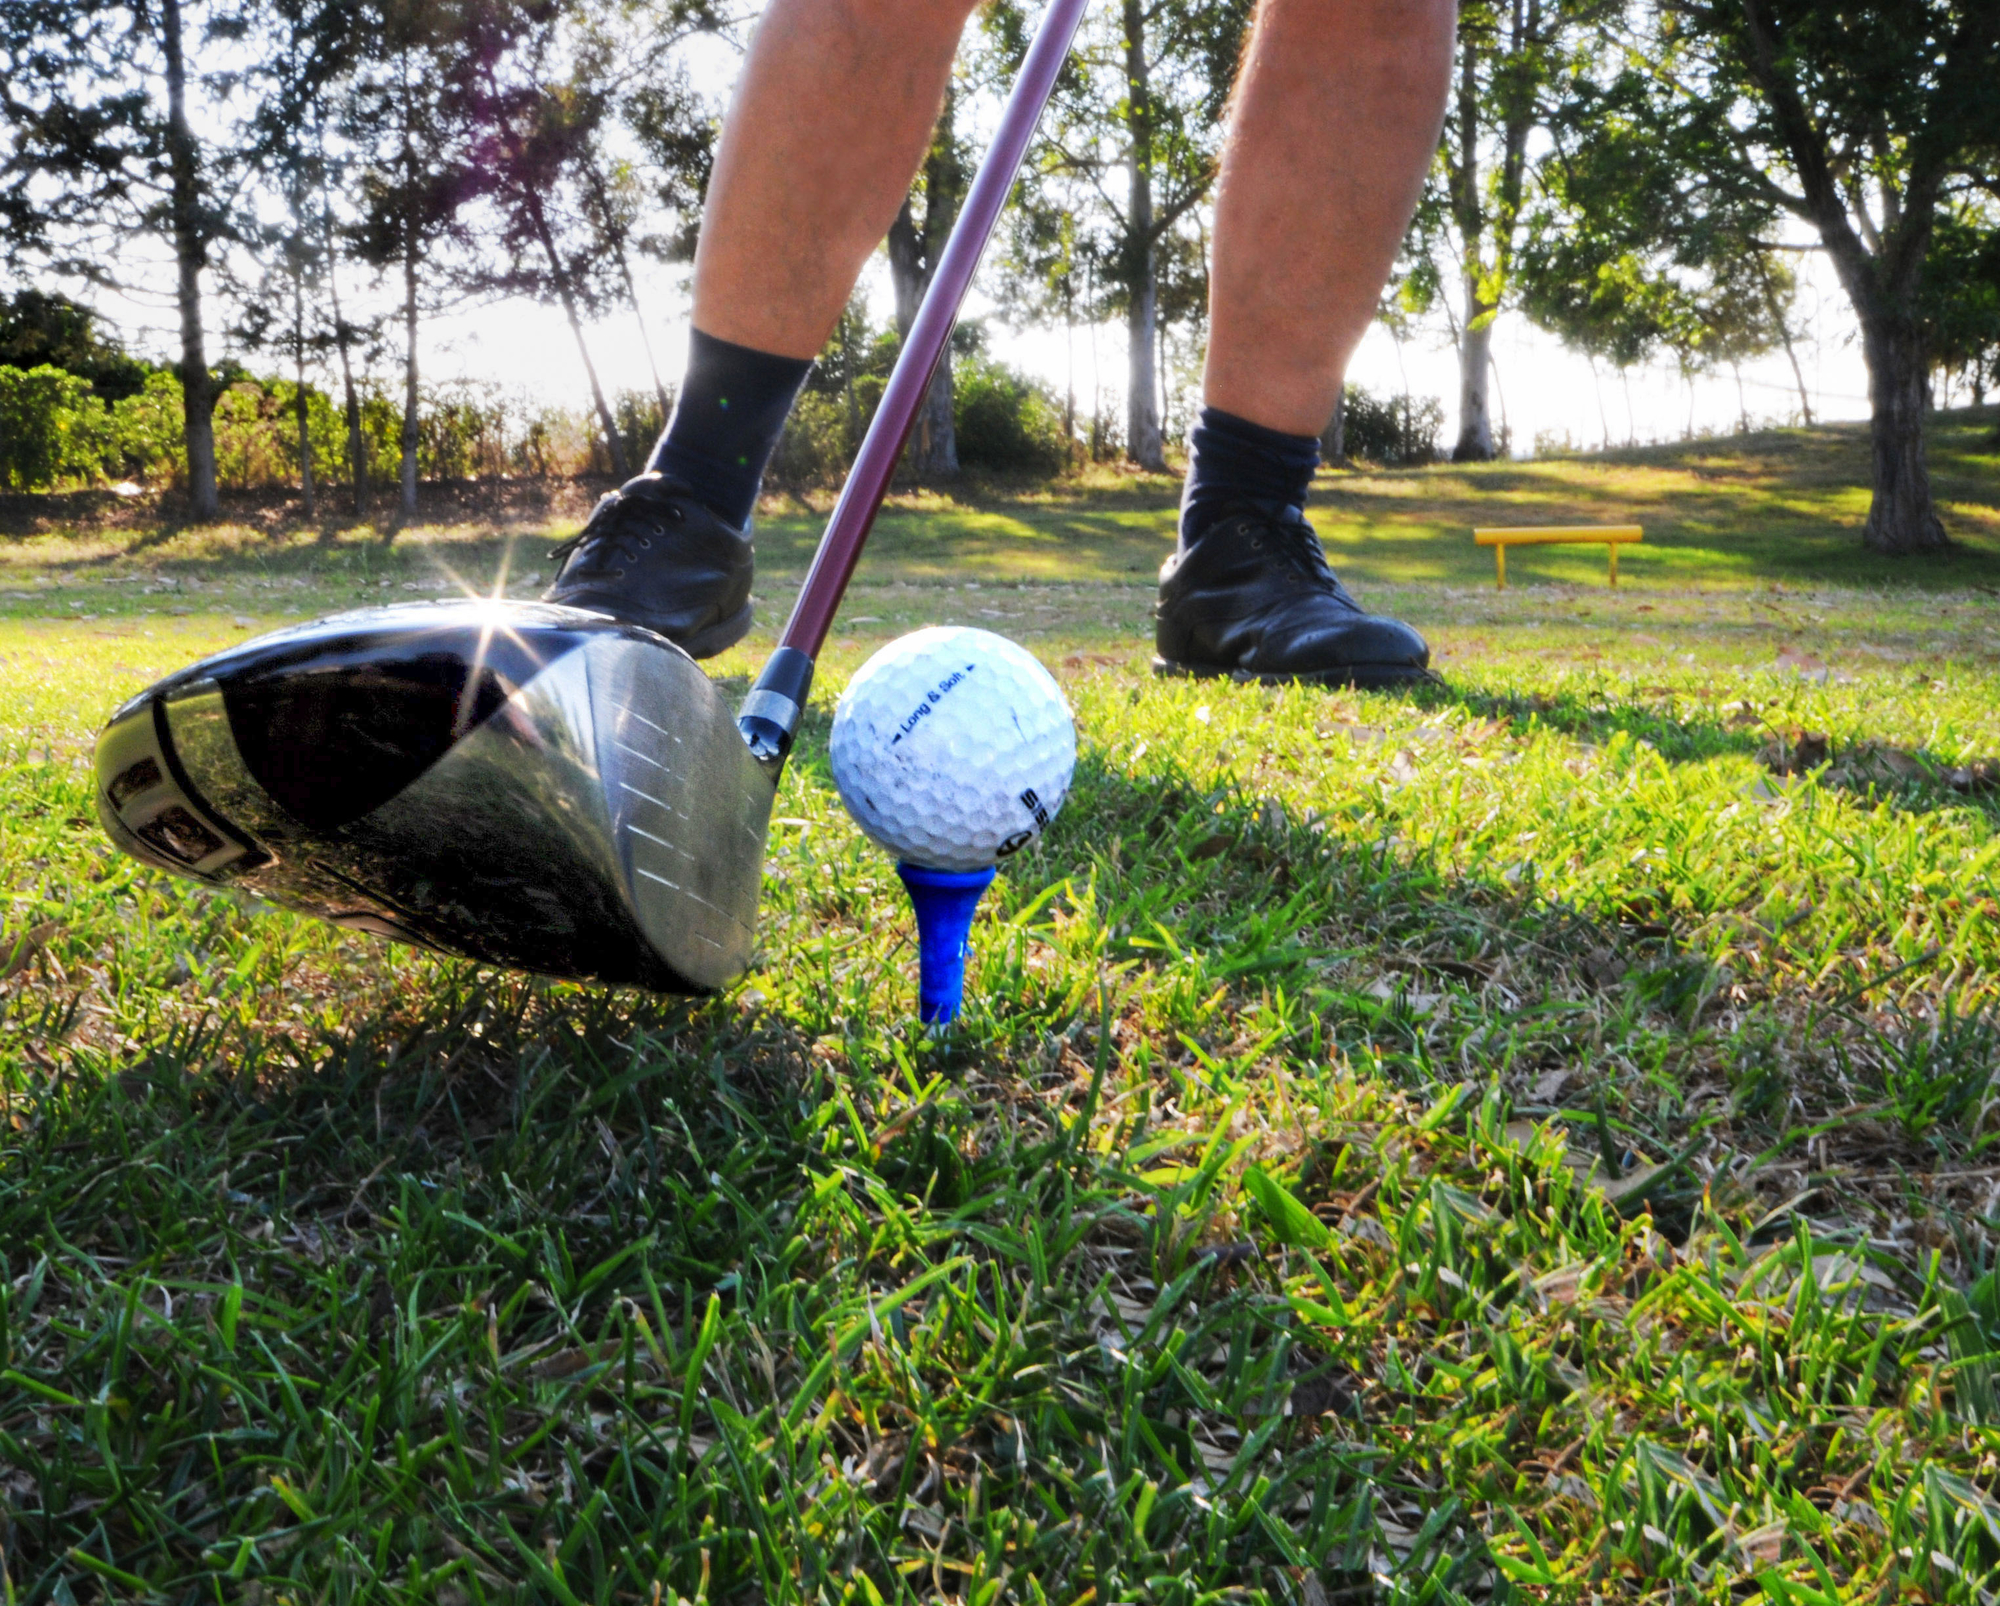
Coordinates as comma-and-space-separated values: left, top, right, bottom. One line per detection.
677, 601, 754, 661
1152, 655, 1442, 690
549, 597, 754, 661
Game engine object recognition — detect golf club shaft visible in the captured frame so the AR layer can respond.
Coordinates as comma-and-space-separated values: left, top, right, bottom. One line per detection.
774, 0, 1090, 661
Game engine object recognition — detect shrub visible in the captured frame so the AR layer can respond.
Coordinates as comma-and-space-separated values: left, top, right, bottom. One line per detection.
1327, 384, 1444, 466
418, 381, 512, 480
769, 389, 860, 490
512, 406, 597, 479
212, 380, 296, 489
108, 371, 187, 484
953, 357, 1069, 474
612, 390, 667, 474
0, 365, 111, 490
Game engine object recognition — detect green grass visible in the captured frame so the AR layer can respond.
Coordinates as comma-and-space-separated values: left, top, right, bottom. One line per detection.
7, 419, 2000, 1602
1, 407, 1996, 610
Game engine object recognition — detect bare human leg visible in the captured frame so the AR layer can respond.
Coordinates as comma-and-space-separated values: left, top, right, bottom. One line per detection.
1203, 0, 1454, 434
549, 0, 980, 655
1153, 0, 1453, 686
691, 0, 985, 359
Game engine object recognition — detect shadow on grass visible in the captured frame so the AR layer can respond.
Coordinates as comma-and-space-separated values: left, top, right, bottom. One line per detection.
1413, 676, 2000, 824
8, 730, 2000, 1597
6, 407, 2000, 596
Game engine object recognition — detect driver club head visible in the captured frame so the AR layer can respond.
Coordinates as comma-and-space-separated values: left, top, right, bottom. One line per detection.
94, 601, 777, 993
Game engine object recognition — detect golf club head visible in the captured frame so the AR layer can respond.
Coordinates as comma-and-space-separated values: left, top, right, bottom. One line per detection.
94, 601, 776, 993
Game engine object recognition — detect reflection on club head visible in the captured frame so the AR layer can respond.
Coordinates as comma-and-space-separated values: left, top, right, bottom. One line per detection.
95, 600, 777, 993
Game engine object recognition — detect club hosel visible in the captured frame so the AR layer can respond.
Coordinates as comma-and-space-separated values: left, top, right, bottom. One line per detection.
737, 645, 816, 772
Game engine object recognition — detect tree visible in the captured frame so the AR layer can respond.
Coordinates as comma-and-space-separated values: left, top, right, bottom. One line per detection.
234, 0, 364, 519
997, 0, 1247, 470
0, 288, 150, 399
348, 0, 478, 521
1923, 202, 2000, 406
1401, 0, 1606, 461
994, 198, 1085, 462
886, 84, 968, 481
1634, 0, 2000, 552
0, 0, 241, 517
577, 5, 719, 427
459, 0, 723, 481
461, 16, 634, 481
1517, 56, 1800, 444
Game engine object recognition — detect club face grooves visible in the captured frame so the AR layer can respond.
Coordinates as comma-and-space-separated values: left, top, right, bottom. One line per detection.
95, 601, 776, 994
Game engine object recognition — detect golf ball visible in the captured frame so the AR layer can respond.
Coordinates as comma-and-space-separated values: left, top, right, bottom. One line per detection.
830, 627, 1076, 871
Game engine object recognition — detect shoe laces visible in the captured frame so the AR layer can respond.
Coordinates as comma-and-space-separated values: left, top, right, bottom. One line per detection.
548, 478, 688, 578
1242, 504, 1339, 590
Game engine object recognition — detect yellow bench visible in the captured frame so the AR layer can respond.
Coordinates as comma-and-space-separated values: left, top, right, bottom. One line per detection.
1474, 525, 1643, 589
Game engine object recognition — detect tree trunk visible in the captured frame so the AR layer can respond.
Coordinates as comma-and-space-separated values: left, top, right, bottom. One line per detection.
1122, 0, 1165, 472
910, 361, 956, 484
885, 199, 961, 482
1063, 305, 1077, 467
1859, 305, 1947, 554
293, 272, 315, 519
526, 196, 629, 480
1446, 36, 1491, 465
585, 160, 674, 425
1126, 269, 1163, 470
400, 221, 419, 522
1453, 303, 1496, 461
1757, 256, 1813, 425
1322, 387, 1346, 463
884, 92, 963, 484
160, 0, 218, 520
323, 194, 368, 511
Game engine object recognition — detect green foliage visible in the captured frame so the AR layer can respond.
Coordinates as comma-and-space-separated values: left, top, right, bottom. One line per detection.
1596, 0, 2000, 548
612, 390, 667, 475
1924, 206, 2000, 399
415, 383, 513, 482
770, 312, 1074, 487
106, 371, 190, 484
0, 361, 660, 496
953, 355, 1070, 474
1335, 384, 1445, 466
0, 365, 109, 490
0, 290, 151, 403
1518, 66, 1788, 378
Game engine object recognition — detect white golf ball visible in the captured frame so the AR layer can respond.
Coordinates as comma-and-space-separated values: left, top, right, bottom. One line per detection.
830, 627, 1076, 871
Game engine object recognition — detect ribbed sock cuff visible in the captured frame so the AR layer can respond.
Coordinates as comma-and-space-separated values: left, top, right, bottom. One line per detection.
1179, 406, 1321, 548
647, 328, 813, 527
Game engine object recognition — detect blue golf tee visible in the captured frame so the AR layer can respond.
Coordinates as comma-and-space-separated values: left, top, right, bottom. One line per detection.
896, 862, 996, 1024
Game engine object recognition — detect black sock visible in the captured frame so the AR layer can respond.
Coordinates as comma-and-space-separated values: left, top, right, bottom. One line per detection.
1178, 406, 1321, 548
646, 328, 812, 527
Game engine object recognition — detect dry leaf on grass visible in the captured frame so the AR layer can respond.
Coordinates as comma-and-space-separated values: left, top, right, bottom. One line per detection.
0, 921, 60, 982
1759, 729, 1830, 774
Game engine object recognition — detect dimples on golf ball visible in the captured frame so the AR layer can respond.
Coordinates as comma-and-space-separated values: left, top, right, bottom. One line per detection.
830, 627, 1076, 871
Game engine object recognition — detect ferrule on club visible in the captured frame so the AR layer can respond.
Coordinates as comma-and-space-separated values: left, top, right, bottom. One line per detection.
738, 646, 816, 771
897, 862, 996, 1024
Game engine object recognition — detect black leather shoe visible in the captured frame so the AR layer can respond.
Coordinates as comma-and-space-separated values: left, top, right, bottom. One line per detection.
1153, 503, 1433, 687
544, 473, 753, 659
